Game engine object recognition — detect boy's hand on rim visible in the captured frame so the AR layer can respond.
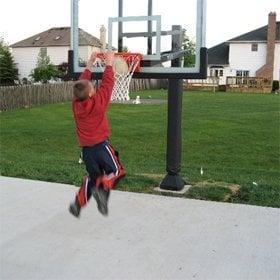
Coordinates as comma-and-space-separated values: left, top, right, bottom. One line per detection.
86, 52, 98, 70
105, 51, 114, 66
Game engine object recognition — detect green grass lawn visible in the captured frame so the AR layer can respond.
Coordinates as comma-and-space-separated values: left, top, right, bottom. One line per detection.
1, 90, 279, 207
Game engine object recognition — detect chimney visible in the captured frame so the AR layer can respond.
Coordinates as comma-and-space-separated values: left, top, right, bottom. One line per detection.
100, 25, 106, 51
256, 12, 277, 79
266, 12, 276, 69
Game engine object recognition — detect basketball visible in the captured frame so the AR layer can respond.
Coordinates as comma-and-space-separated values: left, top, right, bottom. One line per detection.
112, 56, 129, 75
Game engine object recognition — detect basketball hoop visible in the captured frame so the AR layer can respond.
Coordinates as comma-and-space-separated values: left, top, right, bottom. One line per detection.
95, 52, 143, 101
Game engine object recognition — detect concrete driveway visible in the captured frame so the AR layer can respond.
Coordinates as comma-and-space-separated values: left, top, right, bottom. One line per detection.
1, 176, 279, 280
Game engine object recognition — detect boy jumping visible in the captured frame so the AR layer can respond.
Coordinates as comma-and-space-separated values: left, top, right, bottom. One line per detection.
69, 51, 126, 218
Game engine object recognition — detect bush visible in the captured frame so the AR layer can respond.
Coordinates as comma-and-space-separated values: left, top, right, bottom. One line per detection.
30, 64, 60, 83
272, 80, 279, 92
29, 48, 61, 83
22, 77, 31, 85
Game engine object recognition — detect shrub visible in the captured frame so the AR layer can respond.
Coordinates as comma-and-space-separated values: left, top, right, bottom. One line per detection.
272, 80, 279, 92
30, 64, 60, 83
30, 48, 61, 83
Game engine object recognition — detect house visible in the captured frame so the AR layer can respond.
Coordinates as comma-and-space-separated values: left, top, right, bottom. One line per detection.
10, 27, 106, 80
208, 12, 280, 85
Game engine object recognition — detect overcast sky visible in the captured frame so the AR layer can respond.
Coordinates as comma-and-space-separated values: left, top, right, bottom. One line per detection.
1, 0, 279, 49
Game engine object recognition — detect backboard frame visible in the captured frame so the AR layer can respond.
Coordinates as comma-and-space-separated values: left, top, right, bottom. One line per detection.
69, 0, 207, 79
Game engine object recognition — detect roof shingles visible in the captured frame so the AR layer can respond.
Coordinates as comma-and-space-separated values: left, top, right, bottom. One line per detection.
208, 42, 229, 65
10, 27, 102, 48
208, 22, 280, 65
228, 22, 280, 42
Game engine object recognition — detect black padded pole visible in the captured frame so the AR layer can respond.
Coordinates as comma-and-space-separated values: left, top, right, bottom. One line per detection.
147, 0, 153, 55
118, 0, 123, 52
160, 25, 185, 191
68, 50, 74, 80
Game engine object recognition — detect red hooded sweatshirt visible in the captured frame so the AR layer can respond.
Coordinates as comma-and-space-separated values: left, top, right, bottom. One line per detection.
72, 66, 114, 147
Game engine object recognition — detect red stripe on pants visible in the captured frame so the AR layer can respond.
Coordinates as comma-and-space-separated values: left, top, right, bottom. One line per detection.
96, 145, 126, 190
76, 176, 88, 207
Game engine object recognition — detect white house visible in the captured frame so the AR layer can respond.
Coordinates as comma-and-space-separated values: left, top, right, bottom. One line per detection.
207, 12, 280, 85
10, 27, 106, 80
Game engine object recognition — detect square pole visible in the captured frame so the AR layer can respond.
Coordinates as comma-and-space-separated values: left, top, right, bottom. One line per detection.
160, 25, 186, 191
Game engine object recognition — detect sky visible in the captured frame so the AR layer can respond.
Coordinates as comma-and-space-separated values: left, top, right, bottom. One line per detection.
0, 0, 279, 50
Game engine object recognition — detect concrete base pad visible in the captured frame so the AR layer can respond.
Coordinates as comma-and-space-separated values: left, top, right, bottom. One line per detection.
1, 176, 279, 280
154, 184, 192, 194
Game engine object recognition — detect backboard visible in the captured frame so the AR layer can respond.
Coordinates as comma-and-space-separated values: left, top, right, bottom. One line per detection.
69, 0, 207, 79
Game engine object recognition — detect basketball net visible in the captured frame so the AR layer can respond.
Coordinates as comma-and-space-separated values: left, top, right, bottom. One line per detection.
95, 53, 142, 101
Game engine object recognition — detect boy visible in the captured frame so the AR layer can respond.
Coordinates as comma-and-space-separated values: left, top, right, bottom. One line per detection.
69, 51, 126, 218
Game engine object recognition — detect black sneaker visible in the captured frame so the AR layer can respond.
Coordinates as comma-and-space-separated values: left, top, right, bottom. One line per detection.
92, 187, 110, 216
69, 200, 81, 218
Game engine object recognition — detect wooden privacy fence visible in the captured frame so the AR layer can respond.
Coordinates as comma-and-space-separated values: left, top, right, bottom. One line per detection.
183, 76, 273, 93
184, 77, 219, 91
0, 82, 74, 111
129, 79, 167, 91
0, 79, 163, 111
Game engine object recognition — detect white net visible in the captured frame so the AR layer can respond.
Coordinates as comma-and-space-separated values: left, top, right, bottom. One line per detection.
95, 53, 142, 101
112, 72, 132, 101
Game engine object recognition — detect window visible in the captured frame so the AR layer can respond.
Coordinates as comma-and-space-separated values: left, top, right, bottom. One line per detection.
54, 36, 61, 41
251, 43, 258, 52
78, 58, 86, 67
40, 47, 47, 56
35, 36, 41, 41
210, 67, 224, 77
236, 70, 242, 76
236, 70, 249, 77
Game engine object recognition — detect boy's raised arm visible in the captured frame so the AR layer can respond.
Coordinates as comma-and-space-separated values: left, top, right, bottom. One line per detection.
94, 51, 115, 108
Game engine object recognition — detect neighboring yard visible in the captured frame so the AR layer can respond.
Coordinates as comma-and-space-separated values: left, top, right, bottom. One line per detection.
0, 90, 279, 207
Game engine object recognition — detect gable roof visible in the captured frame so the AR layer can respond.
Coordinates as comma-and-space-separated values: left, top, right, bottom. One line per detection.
208, 21, 280, 65
10, 27, 102, 48
228, 22, 280, 42
208, 42, 229, 66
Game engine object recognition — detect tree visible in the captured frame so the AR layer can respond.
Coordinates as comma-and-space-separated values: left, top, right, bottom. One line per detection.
30, 48, 60, 83
182, 31, 196, 67
0, 38, 19, 86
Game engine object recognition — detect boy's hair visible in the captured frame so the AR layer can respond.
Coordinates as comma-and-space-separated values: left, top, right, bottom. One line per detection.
73, 80, 91, 101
